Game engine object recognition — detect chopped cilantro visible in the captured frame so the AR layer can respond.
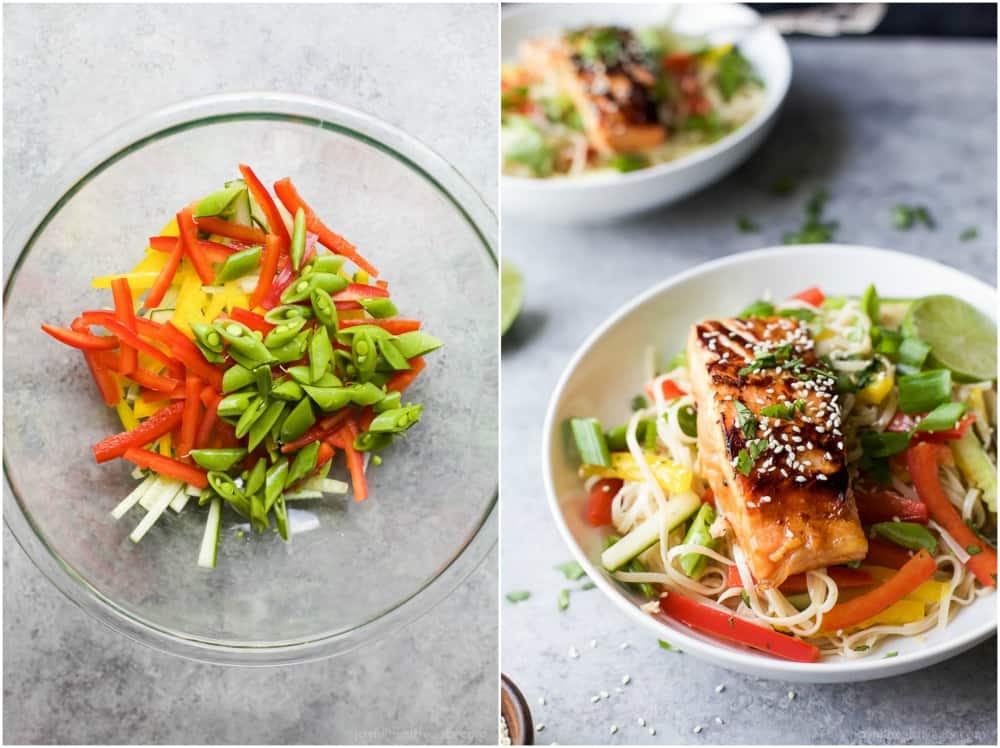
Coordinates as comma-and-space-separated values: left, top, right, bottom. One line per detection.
960, 226, 979, 242
737, 216, 760, 233
739, 299, 776, 318
747, 438, 768, 461
658, 639, 682, 652
506, 590, 531, 603
853, 644, 870, 652
733, 400, 758, 438
893, 204, 935, 231
777, 308, 817, 322
760, 400, 805, 420
580, 580, 597, 591
967, 545, 983, 556
783, 188, 838, 245
609, 153, 650, 173
716, 47, 761, 100
883, 651, 898, 659
736, 448, 753, 476
846, 559, 862, 569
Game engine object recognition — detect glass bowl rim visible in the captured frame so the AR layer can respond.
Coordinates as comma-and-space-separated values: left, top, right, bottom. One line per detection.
3, 91, 498, 667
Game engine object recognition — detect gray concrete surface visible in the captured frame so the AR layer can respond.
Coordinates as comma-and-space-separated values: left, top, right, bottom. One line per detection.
501, 38, 997, 745
3, 4, 497, 744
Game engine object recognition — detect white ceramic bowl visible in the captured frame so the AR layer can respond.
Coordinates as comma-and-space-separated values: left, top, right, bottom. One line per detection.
543, 245, 997, 683
501, 3, 792, 224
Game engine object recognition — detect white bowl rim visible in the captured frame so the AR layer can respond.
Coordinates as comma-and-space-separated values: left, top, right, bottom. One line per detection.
542, 244, 997, 682
500, 2, 792, 190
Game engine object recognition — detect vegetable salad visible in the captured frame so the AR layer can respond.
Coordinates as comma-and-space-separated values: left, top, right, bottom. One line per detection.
42, 165, 441, 568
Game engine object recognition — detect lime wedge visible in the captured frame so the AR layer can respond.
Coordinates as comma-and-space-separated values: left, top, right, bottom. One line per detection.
901, 294, 997, 381
501, 259, 524, 335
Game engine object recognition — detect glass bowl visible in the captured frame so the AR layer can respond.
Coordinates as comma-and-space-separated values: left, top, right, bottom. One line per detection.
3, 93, 497, 665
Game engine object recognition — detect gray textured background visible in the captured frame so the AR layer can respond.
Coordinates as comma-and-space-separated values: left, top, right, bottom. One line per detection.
3, 4, 497, 744
501, 38, 997, 745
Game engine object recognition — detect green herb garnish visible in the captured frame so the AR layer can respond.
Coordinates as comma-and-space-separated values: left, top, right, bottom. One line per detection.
506, 590, 531, 603
737, 216, 760, 233
557, 588, 571, 612
733, 400, 757, 438
960, 226, 979, 242
783, 188, 838, 245
555, 560, 588, 581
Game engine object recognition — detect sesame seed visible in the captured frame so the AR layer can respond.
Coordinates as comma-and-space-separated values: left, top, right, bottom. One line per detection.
568, 647, 579, 659
693, 725, 704, 734
638, 718, 646, 727
610, 725, 618, 735
589, 639, 597, 648
817, 474, 828, 481
539, 696, 546, 706
649, 728, 657, 736
619, 642, 630, 649
622, 675, 631, 685
715, 717, 724, 725
715, 684, 726, 693
591, 695, 601, 703
600, 690, 609, 699
615, 687, 623, 694
788, 690, 797, 700
795, 476, 807, 483
537, 724, 546, 732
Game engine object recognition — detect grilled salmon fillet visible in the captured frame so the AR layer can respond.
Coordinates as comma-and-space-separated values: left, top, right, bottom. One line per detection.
520, 28, 666, 154
687, 316, 867, 588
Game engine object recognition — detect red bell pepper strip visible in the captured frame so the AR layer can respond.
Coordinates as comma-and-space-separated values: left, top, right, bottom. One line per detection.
110, 277, 138, 374
662, 51, 695, 73
177, 208, 215, 285
145, 234, 184, 308
176, 374, 202, 459
791, 286, 825, 307
194, 215, 269, 245
261, 262, 296, 310
93, 317, 184, 378
386, 356, 426, 393
239, 164, 290, 247
339, 318, 421, 334
313, 442, 335, 477
194, 391, 222, 449
586, 478, 623, 527
41, 323, 118, 351
659, 591, 821, 663
92, 401, 185, 463
229, 308, 274, 335
821, 549, 937, 632
645, 378, 684, 403
342, 419, 368, 502
332, 283, 390, 302
140, 385, 185, 403
864, 538, 915, 570
279, 410, 354, 454
128, 366, 181, 393
854, 487, 929, 525
273, 177, 378, 276
249, 234, 283, 310
153, 322, 223, 389
358, 405, 376, 432
149, 235, 235, 265
70, 318, 120, 406
907, 442, 998, 586
724, 565, 875, 593
122, 447, 209, 489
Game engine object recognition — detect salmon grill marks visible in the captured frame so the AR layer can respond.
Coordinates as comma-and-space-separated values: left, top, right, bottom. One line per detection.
687, 316, 867, 587
521, 27, 665, 154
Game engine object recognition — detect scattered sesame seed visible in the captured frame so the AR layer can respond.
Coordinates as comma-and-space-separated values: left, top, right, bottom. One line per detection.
610, 725, 618, 735
622, 675, 631, 685
538, 696, 546, 706
591, 695, 601, 704
619, 642, 630, 649
715, 684, 726, 693
638, 718, 646, 727
537, 724, 546, 732
715, 717, 724, 725
693, 725, 704, 734
788, 690, 796, 700
649, 728, 657, 736
600, 690, 609, 699
589, 639, 597, 648
568, 647, 579, 659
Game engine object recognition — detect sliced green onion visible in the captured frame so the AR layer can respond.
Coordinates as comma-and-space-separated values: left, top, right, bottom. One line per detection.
677, 405, 698, 438
861, 283, 879, 323
871, 521, 938, 554
570, 417, 611, 467
739, 299, 775, 319
916, 401, 967, 433
898, 369, 952, 414
557, 588, 571, 612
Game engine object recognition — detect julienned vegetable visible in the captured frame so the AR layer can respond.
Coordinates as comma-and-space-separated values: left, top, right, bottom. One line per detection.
41, 165, 443, 569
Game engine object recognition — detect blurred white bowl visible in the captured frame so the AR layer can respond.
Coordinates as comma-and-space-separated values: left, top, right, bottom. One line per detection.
502, 3, 792, 224
543, 245, 997, 682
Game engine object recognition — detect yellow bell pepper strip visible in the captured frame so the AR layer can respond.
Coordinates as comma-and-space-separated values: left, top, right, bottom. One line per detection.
115, 400, 139, 431
862, 566, 949, 605
853, 599, 925, 629
92, 271, 162, 290
580, 452, 693, 495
